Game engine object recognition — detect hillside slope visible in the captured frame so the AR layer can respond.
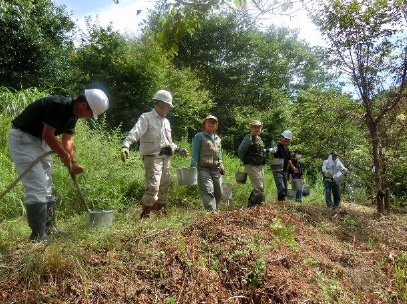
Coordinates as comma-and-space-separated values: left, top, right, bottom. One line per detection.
1, 202, 406, 303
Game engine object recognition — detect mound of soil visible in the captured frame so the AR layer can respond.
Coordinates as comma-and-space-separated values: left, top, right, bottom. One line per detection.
1, 202, 406, 303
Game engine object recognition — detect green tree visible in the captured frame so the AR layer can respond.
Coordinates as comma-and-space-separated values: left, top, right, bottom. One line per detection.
0, 0, 75, 89
73, 21, 212, 137
143, 0, 337, 151
162, 12, 335, 150
291, 88, 368, 185
310, 0, 407, 213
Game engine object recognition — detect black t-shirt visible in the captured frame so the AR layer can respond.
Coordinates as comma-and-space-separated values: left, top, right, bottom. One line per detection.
12, 95, 77, 137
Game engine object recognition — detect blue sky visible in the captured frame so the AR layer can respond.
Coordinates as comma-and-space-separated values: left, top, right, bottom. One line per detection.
52, 0, 324, 45
53, 0, 155, 35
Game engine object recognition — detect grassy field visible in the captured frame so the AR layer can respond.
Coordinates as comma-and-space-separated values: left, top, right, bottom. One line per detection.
1, 88, 406, 303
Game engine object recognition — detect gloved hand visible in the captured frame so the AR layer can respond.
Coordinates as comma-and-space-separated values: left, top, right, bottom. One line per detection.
120, 147, 129, 162
177, 148, 189, 157
267, 147, 278, 153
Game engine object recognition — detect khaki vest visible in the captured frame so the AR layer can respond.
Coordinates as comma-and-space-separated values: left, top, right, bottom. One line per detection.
198, 132, 221, 168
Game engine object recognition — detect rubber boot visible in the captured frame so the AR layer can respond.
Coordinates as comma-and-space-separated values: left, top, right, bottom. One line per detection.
46, 200, 70, 236
247, 192, 254, 207
248, 191, 264, 207
140, 205, 152, 219
26, 203, 48, 242
152, 203, 167, 216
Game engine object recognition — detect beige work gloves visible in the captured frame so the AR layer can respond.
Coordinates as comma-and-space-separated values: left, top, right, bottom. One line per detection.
120, 147, 129, 162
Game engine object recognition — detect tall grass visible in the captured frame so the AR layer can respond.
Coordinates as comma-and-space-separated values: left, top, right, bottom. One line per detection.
0, 88, 50, 219
1, 87, 329, 226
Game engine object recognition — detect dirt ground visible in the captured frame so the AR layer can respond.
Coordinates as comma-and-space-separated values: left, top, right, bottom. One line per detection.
1, 201, 407, 303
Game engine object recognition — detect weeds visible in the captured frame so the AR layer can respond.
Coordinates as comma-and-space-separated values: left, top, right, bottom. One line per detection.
394, 253, 407, 301
269, 217, 298, 248
248, 258, 266, 289
343, 215, 358, 227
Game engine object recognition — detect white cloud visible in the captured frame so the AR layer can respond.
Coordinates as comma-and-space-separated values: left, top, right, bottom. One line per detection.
84, 0, 154, 35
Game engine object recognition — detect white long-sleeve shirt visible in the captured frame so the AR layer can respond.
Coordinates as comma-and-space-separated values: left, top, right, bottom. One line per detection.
122, 108, 177, 155
322, 155, 347, 177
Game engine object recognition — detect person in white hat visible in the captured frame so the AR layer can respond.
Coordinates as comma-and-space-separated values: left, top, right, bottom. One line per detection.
238, 120, 276, 207
272, 130, 298, 204
190, 115, 224, 214
8, 88, 109, 242
120, 90, 189, 219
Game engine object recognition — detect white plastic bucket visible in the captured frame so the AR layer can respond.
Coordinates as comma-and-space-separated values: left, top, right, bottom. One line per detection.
333, 171, 346, 185
177, 167, 197, 185
235, 171, 247, 184
302, 184, 310, 196
271, 158, 284, 171
287, 189, 296, 198
221, 183, 233, 201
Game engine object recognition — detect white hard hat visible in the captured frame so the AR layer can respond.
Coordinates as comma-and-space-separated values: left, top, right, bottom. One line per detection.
84, 89, 109, 120
153, 90, 173, 107
281, 130, 292, 140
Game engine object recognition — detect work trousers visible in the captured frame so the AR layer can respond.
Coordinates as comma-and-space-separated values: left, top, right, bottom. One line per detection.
8, 128, 53, 205
324, 178, 341, 207
245, 164, 264, 193
272, 170, 288, 201
142, 154, 170, 207
292, 176, 303, 201
197, 167, 222, 212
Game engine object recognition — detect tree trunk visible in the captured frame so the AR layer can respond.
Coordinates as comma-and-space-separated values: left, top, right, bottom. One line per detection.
369, 124, 384, 214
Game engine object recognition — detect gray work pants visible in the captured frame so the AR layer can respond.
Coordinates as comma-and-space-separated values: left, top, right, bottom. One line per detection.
272, 170, 288, 201
197, 167, 222, 212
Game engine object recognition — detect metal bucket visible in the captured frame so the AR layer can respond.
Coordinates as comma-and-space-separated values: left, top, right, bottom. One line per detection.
177, 167, 197, 185
302, 184, 310, 196
86, 210, 114, 228
287, 188, 296, 198
221, 182, 233, 201
70, 173, 114, 229
333, 171, 346, 185
271, 158, 284, 171
292, 179, 304, 190
235, 171, 247, 184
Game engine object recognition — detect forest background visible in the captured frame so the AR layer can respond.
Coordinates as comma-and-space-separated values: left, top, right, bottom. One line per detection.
1, 1, 407, 303
0, 0, 407, 218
